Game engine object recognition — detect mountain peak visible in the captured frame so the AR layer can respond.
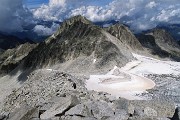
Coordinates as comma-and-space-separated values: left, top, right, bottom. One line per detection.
45, 15, 94, 44
105, 23, 143, 51
65, 15, 92, 24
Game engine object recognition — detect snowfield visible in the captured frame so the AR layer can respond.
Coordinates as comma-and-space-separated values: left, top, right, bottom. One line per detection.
86, 53, 180, 100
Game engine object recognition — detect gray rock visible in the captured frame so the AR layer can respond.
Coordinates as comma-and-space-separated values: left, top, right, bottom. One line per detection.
7, 104, 39, 120
128, 116, 157, 120
129, 100, 175, 118
113, 99, 175, 118
144, 107, 157, 117
157, 118, 170, 120
65, 104, 91, 117
107, 109, 128, 120
64, 115, 97, 120
112, 98, 134, 114
0, 115, 6, 120
40, 96, 79, 119
84, 100, 114, 119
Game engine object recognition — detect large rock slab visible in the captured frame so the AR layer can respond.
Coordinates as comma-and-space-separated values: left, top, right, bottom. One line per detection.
65, 100, 114, 119
40, 95, 79, 119
84, 100, 114, 119
7, 104, 39, 120
65, 104, 91, 117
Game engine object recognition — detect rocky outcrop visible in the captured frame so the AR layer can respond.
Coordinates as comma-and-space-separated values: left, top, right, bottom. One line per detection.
40, 95, 79, 119
105, 24, 144, 51
0, 43, 37, 76
23, 15, 134, 75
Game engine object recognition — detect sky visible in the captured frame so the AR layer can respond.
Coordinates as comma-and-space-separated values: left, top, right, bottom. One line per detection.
0, 0, 180, 36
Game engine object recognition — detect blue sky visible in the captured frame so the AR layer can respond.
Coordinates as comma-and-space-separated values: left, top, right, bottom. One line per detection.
25, 0, 112, 8
24, 0, 49, 8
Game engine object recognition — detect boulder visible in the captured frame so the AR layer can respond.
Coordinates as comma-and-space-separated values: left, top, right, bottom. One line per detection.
84, 100, 114, 119
107, 109, 129, 120
65, 104, 91, 117
7, 104, 39, 120
40, 96, 79, 119
144, 107, 157, 117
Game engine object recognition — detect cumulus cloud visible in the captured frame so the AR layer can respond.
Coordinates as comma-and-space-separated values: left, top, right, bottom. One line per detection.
0, 0, 34, 33
146, 1, 157, 8
33, 0, 85, 21
33, 23, 59, 36
33, 0, 180, 32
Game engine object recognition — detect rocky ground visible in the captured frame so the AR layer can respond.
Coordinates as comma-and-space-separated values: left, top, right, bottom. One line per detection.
0, 69, 178, 120
145, 74, 180, 106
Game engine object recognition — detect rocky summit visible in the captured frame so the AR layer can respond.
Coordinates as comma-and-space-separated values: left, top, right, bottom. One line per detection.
23, 15, 134, 75
0, 15, 180, 120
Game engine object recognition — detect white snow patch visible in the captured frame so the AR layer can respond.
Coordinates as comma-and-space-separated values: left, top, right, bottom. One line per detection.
131, 53, 180, 75
86, 53, 180, 100
52, 34, 56, 39
93, 59, 96, 63
86, 63, 155, 100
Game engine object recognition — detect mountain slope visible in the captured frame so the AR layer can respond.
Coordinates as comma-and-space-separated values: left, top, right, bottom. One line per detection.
23, 16, 134, 74
0, 43, 37, 77
136, 29, 180, 61
105, 24, 144, 51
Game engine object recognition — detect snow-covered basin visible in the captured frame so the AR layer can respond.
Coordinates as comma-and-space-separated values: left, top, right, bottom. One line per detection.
86, 53, 180, 100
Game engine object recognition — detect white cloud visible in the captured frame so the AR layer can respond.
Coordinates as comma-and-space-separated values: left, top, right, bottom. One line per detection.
33, 0, 85, 21
33, 23, 59, 36
32, 0, 180, 32
146, 1, 157, 8
1, 0, 180, 35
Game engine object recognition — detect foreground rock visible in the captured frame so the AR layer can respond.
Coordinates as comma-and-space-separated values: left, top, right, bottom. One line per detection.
0, 68, 177, 120
113, 99, 175, 119
1, 70, 86, 113
40, 96, 79, 119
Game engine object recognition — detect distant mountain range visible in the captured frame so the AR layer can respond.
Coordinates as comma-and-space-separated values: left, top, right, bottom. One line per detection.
1, 15, 180, 75
0, 33, 34, 50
